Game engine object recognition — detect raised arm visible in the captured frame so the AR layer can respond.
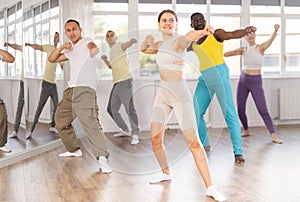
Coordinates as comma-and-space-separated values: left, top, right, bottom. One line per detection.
214, 26, 256, 42
0, 49, 15, 63
259, 24, 280, 54
224, 47, 245, 57
140, 35, 161, 54
25, 43, 43, 51
121, 38, 137, 51
48, 43, 69, 63
4, 42, 22, 51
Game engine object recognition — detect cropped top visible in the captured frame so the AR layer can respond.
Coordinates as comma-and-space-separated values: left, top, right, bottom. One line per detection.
192, 34, 225, 71
242, 45, 263, 70
156, 36, 185, 71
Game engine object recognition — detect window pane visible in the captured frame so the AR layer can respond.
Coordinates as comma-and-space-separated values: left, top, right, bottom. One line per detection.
24, 28, 35, 76
211, 16, 241, 76
35, 24, 43, 76
176, 3, 206, 13
284, 6, 300, 14
210, 5, 240, 13
94, 3, 128, 12
139, 15, 162, 75
250, 5, 280, 14
138, 3, 172, 12
15, 21, 22, 76
250, 17, 280, 73
94, 15, 128, 76
286, 19, 300, 72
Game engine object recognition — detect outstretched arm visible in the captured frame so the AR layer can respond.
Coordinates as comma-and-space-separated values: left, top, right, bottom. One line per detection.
259, 24, 280, 54
0, 49, 15, 63
176, 25, 213, 51
121, 38, 137, 51
48, 43, 70, 63
4, 42, 22, 51
140, 35, 161, 54
101, 55, 111, 69
224, 47, 245, 57
25, 43, 43, 51
214, 26, 256, 42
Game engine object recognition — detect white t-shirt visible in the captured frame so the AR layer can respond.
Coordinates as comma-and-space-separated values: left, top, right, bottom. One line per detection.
64, 37, 97, 90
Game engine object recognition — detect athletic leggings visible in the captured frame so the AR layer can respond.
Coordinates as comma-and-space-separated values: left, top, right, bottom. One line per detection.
237, 72, 275, 134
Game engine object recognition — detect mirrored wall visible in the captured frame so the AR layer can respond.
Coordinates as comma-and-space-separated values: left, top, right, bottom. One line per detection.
0, 0, 62, 165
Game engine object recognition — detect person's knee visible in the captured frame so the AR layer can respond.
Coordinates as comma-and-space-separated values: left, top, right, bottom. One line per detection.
189, 139, 207, 158
151, 134, 163, 149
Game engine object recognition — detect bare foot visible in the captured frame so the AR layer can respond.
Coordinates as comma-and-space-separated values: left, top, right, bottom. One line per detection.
271, 133, 283, 144
241, 130, 250, 137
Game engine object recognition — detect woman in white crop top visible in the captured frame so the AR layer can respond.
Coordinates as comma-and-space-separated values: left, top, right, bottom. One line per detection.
224, 24, 282, 144
140, 9, 226, 202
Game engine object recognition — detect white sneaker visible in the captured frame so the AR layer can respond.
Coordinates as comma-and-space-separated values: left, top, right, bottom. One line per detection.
113, 130, 131, 137
149, 173, 172, 184
98, 156, 112, 174
58, 149, 83, 157
9, 131, 18, 138
0, 145, 12, 153
131, 134, 140, 145
206, 186, 227, 202
49, 127, 58, 133
26, 132, 32, 140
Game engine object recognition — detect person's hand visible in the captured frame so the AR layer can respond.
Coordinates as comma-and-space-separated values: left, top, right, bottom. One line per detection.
274, 24, 280, 31
145, 35, 155, 46
101, 55, 107, 61
90, 47, 99, 57
245, 26, 257, 35
204, 25, 214, 34
3, 42, 8, 47
25, 43, 30, 46
63, 42, 72, 50
130, 38, 137, 44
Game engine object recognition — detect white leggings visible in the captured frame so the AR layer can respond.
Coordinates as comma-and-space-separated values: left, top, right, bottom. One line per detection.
151, 80, 197, 131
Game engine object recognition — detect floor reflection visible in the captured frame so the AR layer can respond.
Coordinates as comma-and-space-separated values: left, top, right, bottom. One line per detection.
0, 123, 60, 159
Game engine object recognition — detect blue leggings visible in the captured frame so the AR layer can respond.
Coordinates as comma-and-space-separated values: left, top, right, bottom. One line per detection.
237, 72, 275, 134
193, 63, 243, 155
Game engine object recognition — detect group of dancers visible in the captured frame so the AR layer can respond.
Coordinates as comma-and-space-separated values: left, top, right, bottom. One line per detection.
1, 10, 284, 202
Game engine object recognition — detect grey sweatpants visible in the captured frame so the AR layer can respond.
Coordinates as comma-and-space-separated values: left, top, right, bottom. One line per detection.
14, 80, 24, 132
31, 80, 58, 132
107, 78, 139, 134
55, 87, 109, 159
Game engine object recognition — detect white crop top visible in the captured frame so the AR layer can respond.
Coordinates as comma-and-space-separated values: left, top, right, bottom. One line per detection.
242, 45, 264, 70
156, 36, 185, 71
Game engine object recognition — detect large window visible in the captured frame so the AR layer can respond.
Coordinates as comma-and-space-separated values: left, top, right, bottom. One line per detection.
93, 2, 129, 77
285, 19, 300, 72
92, 0, 300, 77
23, 0, 60, 78
0, 2, 22, 78
250, 17, 281, 74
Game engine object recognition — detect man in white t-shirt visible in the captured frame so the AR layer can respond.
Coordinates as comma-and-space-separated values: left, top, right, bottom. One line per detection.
0, 49, 15, 153
48, 19, 112, 174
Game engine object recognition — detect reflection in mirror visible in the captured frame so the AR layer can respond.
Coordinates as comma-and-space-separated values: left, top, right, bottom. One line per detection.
23, 0, 61, 150
0, 0, 26, 159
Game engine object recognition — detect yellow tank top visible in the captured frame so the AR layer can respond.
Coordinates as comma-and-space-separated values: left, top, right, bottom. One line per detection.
192, 34, 225, 71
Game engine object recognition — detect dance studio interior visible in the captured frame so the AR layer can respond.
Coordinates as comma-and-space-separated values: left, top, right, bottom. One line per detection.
1, 0, 299, 201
